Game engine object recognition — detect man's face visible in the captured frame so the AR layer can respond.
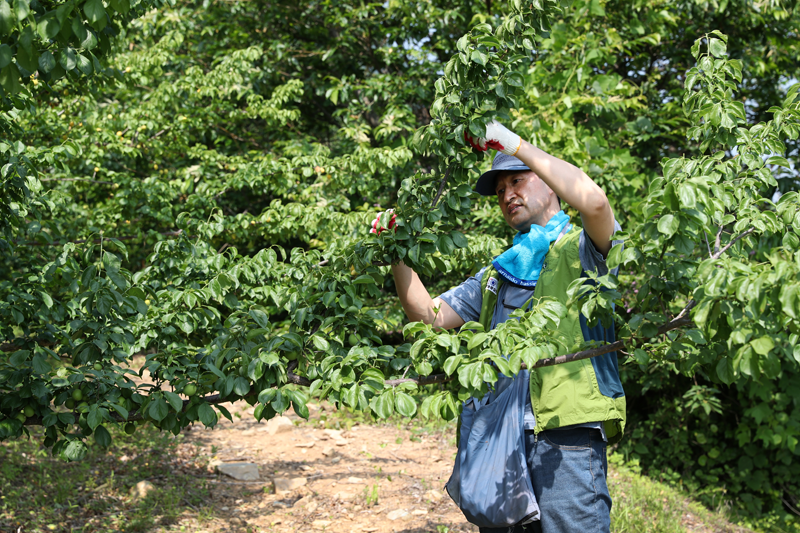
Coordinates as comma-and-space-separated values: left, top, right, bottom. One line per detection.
494, 170, 556, 233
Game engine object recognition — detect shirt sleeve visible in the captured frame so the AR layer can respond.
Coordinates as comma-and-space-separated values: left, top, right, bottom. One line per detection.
579, 219, 623, 277
437, 266, 486, 324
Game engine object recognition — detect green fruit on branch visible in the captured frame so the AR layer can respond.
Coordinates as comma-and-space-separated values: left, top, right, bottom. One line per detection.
347, 333, 360, 347
183, 384, 197, 396
65, 399, 75, 409
77, 402, 89, 413
23, 406, 34, 418
72, 389, 84, 402
93, 363, 103, 371
16, 413, 26, 423
124, 422, 136, 435
285, 351, 299, 361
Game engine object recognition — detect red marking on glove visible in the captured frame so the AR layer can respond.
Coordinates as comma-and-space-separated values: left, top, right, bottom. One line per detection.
464, 131, 504, 152
486, 139, 505, 151
370, 212, 396, 234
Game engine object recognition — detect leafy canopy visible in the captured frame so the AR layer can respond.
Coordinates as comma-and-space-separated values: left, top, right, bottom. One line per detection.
1, 0, 799, 527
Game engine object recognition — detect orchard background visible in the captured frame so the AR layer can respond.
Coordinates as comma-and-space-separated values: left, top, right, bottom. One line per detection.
1, 0, 800, 530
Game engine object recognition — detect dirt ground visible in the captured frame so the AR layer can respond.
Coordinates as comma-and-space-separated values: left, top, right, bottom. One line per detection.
169, 400, 477, 533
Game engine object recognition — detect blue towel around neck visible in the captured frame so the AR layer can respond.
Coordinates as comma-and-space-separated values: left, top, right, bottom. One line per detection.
492, 210, 571, 287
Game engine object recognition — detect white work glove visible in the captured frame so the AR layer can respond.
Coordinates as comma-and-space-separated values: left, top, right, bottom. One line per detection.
464, 120, 522, 156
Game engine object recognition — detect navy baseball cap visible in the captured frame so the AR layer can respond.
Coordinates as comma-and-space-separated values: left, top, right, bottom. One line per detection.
474, 152, 531, 197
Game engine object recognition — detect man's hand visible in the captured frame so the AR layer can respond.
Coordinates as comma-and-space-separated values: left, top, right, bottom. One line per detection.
370, 209, 396, 234
464, 120, 522, 156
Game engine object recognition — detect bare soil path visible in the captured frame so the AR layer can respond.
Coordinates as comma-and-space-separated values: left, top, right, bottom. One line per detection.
174, 400, 476, 533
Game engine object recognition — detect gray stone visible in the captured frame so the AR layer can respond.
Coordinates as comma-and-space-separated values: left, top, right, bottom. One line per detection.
216, 462, 260, 481
424, 489, 443, 502
129, 480, 156, 501
387, 509, 411, 521
274, 476, 307, 493
259, 416, 294, 435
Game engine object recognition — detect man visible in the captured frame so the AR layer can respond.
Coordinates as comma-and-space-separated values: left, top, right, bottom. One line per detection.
376, 121, 625, 533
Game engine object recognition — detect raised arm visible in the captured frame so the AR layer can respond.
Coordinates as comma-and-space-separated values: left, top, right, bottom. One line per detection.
467, 121, 616, 256
515, 139, 615, 256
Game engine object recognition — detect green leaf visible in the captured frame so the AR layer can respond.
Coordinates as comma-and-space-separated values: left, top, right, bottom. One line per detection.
677, 183, 696, 209
149, 398, 169, 422
87, 405, 103, 430
443, 355, 462, 376
467, 332, 487, 350
311, 335, 329, 351
506, 72, 524, 87
61, 440, 88, 461
708, 38, 726, 58
370, 390, 394, 419
198, 403, 217, 427
0, 44, 11, 70
766, 156, 790, 168
37, 14, 60, 40
83, 0, 106, 25
716, 358, 734, 385
31, 353, 51, 374
437, 234, 455, 256
14, 0, 28, 19
690, 38, 701, 59
606, 243, 623, 270
233, 377, 250, 396
589, 0, 605, 16
470, 49, 488, 66
163, 391, 183, 412
0, 0, 12, 34
0, 63, 21, 95
451, 231, 468, 248
750, 336, 774, 356
59, 48, 77, 71
108, 0, 130, 14
657, 214, 680, 237
395, 391, 417, 417
94, 425, 111, 447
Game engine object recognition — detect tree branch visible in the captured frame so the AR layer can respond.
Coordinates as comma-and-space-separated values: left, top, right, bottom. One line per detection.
16, 230, 187, 247
711, 227, 755, 259
40, 178, 115, 185
430, 166, 451, 210
22, 370, 312, 426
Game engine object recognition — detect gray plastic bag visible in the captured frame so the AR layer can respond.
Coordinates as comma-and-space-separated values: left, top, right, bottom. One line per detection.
445, 370, 540, 528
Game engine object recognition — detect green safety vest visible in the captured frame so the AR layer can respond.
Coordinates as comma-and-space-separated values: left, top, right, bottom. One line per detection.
476, 228, 626, 444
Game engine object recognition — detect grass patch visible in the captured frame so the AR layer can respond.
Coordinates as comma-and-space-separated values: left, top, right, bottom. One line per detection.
609, 453, 754, 533
0, 424, 218, 532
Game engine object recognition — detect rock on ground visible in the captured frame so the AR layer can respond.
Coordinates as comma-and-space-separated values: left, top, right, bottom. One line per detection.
387, 509, 411, 521
216, 462, 260, 481
273, 476, 307, 493
129, 480, 156, 501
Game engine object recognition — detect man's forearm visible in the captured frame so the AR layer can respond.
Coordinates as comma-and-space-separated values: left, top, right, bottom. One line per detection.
516, 141, 608, 217
516, 140, 615, 254
391, 262, 438, 324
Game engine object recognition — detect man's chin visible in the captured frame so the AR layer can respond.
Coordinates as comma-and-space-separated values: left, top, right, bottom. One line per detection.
508, 217, 533, 233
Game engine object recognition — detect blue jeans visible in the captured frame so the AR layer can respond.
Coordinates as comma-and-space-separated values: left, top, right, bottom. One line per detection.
479, 428, 611, 533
